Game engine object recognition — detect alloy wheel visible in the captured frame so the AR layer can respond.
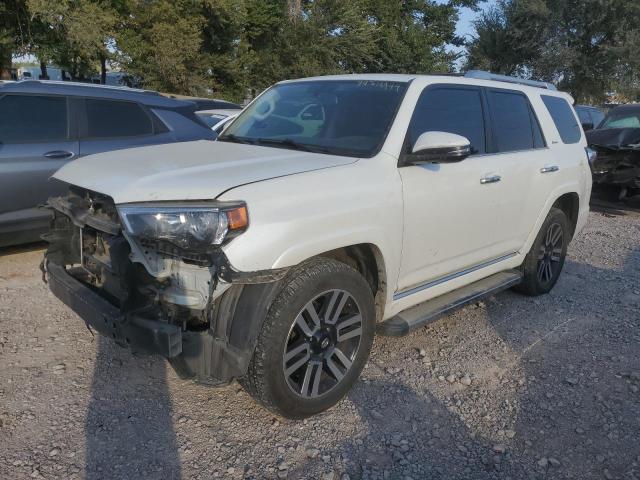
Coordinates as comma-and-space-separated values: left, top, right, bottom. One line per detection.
537, 222, 564, 284
282, 289, 363, 398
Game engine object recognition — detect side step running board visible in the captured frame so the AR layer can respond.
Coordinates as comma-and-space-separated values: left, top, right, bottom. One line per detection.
378, 270, 522, 337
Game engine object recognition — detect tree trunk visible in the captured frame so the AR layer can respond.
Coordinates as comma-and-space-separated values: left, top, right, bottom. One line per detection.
288, 0, 301, 23
0, 48, 11, 80
39, 61, 49, 80
100, 55, 107, 84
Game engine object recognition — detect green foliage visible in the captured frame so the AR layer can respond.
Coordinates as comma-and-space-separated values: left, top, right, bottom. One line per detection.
466, 0, 640, 103
3, 0, 482, 99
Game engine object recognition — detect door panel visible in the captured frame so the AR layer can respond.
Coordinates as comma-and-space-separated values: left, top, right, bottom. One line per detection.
0, 141, 79, 218
397, 85, 502, 293
484, 88, 555, 254
0, 93, 77, 229
397, 156, 508, 292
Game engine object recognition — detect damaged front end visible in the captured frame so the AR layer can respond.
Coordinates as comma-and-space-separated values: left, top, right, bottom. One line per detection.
587, 128, 640, 194
42, 187, 286, 385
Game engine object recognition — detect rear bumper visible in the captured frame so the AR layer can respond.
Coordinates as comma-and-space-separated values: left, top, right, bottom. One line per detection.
47, 262, 182, 358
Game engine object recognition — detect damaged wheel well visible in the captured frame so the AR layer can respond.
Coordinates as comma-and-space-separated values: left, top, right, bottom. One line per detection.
553, 193, 579, 238
317, 243, 386, 322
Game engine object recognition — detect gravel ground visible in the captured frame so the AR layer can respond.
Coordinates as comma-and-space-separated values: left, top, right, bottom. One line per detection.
1, 209, 639, 480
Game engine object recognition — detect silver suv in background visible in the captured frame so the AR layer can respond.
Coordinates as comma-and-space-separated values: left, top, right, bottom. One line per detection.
0, 81, 216, 247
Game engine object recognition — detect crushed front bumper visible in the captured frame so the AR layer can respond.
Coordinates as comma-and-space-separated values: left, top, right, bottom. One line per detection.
43, 187, 287, 385
47, 262, 182, 357
46, 260, 283, 385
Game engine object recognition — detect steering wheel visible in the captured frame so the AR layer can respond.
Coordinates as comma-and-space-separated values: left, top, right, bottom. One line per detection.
253, 95, 276, 121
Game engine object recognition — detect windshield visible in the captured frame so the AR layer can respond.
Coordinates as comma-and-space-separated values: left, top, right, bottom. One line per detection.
600, 109, 640, 129
219, 80, 408, 157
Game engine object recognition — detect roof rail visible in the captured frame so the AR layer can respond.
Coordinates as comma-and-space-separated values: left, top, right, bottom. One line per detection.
464, 70, 557, 91
15, 79, 158, 95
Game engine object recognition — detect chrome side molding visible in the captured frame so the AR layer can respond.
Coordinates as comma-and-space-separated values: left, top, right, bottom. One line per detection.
393, 252, 518, 300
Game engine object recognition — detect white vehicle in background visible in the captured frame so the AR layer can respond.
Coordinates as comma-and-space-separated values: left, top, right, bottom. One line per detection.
43, 71, 591, 418
16, 66, 64, 81
196, 109, 241, 134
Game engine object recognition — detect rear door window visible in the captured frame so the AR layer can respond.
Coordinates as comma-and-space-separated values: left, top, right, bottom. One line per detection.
541, 95, 581, 144
409, 86, 486, 154
85, 99, 153, 138
0, 94, 68, 143
487, 89, 543, 152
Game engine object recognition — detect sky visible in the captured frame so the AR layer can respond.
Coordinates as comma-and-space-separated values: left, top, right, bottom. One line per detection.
438, 0, 495, 69
451, 0, 496, 40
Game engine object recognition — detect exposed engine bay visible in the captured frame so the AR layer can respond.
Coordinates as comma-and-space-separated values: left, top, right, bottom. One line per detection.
587, 127, 640, 198
42, 187, 286, 384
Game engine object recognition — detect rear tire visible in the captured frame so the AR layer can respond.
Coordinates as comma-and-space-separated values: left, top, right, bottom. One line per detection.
240, 257, 375, 419
514, 207, 569, 296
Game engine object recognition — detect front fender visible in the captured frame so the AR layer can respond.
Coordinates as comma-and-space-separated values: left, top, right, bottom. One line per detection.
217, 156, 403, 289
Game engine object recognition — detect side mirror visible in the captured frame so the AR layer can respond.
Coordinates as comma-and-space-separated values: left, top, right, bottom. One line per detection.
581, 122, 594, 131
406, 131, 471, 165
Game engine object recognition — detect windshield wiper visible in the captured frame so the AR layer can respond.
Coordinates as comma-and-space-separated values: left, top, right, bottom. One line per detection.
254, 138, 332, 154
217, 133, 255, 145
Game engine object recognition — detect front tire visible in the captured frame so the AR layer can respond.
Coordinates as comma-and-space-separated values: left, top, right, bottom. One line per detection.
515, 207, 569, 296
240, 258, 375, 419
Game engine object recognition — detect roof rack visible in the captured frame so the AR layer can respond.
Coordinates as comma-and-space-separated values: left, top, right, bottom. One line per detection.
15, 79, 158, 95
464, 70, 557, 91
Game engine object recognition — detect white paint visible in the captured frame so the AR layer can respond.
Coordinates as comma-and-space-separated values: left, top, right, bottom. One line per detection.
52, 73, 591, 320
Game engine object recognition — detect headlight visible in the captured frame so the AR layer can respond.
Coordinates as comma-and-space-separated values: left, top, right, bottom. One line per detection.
118, 203, 248, 251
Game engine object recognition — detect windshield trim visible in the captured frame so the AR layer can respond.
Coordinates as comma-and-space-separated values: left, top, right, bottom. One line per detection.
218, 78, 412, 159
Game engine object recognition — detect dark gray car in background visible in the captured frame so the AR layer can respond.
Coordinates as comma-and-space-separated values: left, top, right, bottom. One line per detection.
0, 81, 216, 247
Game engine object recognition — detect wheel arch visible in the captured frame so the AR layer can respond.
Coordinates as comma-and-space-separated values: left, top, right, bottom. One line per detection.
552, 192, 580, 238
522, 187, 583, 257
314, 243, 388, 322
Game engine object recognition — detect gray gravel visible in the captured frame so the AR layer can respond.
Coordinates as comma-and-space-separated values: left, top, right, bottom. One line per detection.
1, 209, 639, 480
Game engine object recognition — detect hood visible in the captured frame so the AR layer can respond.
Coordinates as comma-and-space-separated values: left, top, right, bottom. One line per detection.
53, 140, 356, 204
586, 127, 640, 151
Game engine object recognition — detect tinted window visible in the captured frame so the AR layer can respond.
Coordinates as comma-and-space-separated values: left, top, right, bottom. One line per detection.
541, 95, 581, 144
409, 87, 486, 154
487, 90, 543, 152
530, 108, 546, 149
85, 99, 153, 138
0, 95, 68, 143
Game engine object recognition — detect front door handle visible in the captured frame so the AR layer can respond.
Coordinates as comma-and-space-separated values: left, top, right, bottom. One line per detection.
44, 150, 75, 160
480, 174, 501, 184
540, 165, 559, 173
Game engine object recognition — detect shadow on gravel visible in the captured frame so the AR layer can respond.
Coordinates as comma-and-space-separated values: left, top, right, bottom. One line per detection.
483, 250, 640, 480
0, 241, 46, 257
85, 337, 182, 480
341, 379, 531, 479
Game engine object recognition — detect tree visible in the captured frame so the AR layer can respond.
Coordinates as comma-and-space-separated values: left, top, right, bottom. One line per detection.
465, 0, 640, 103
25, 0, 121, 81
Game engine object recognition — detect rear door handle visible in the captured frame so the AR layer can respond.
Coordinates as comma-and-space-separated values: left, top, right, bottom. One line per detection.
480, 175, 501, 184
44, 150, 75, 160
540, 165, 559, 173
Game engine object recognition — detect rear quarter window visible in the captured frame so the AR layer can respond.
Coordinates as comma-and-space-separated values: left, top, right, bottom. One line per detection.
85, 99, 153, 138
541, 95, 581, 144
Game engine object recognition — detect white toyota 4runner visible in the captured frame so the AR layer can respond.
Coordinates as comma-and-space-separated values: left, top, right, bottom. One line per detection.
43, 72, 592, 418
